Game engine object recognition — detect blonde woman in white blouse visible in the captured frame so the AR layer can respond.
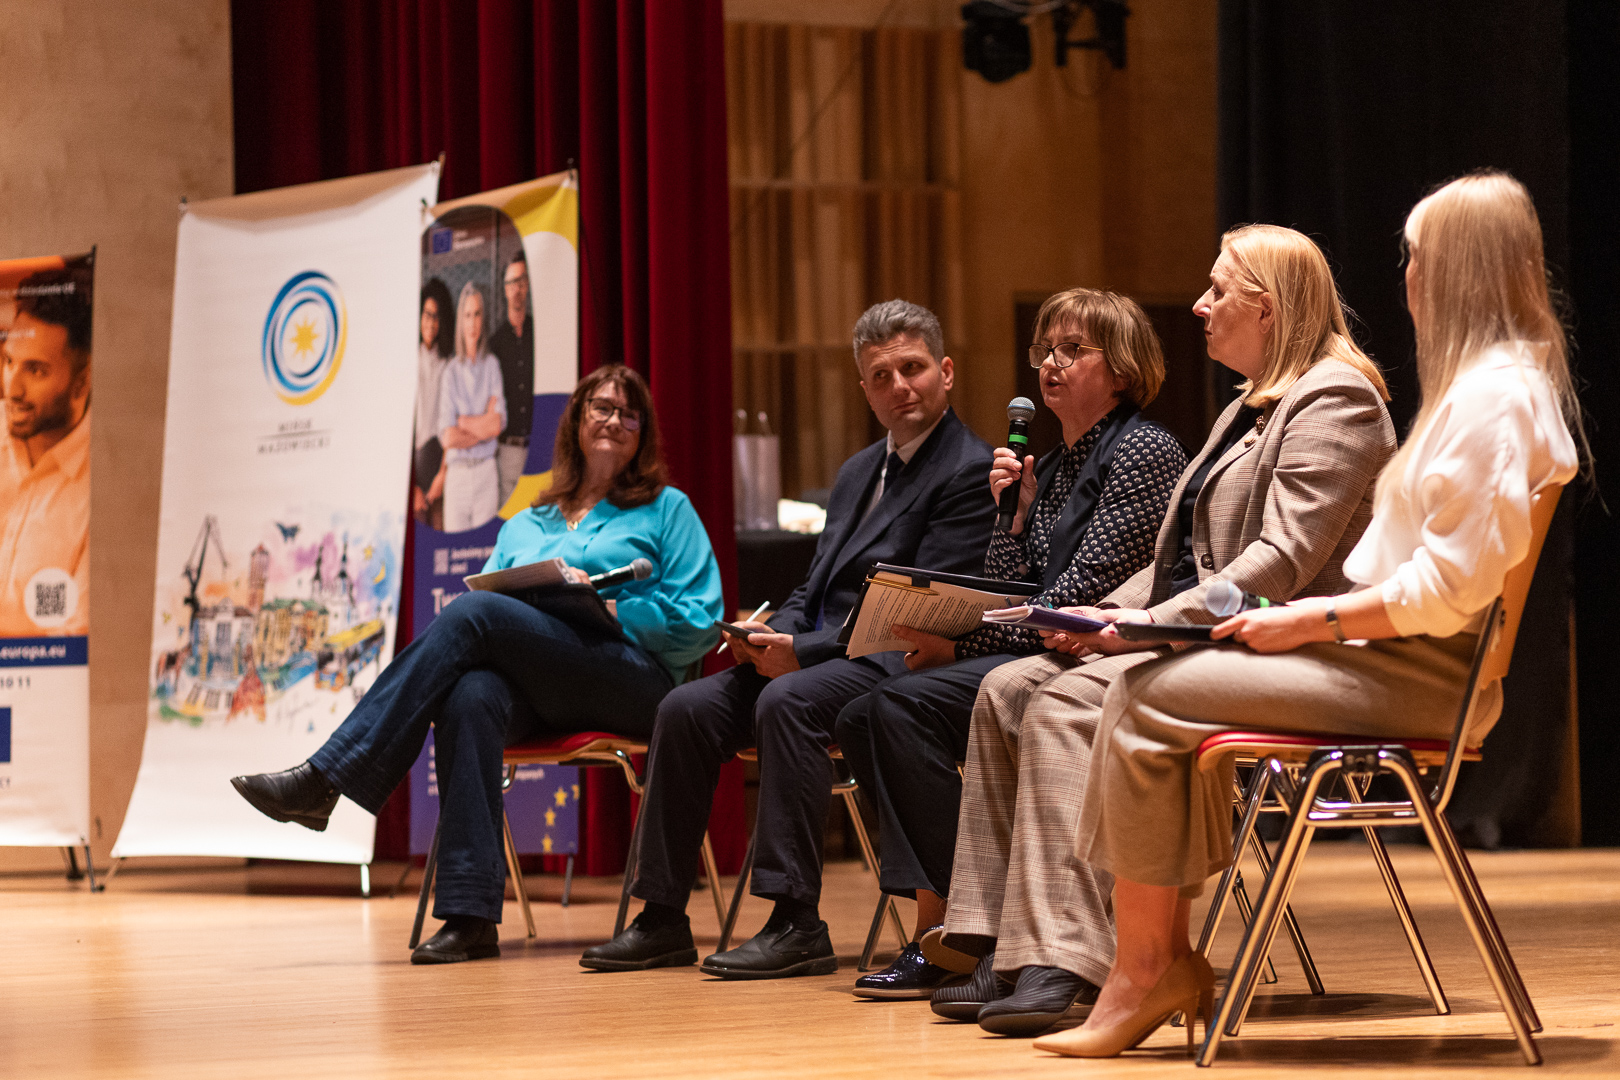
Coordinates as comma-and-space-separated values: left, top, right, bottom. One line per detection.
1036, 171, 1582, 1058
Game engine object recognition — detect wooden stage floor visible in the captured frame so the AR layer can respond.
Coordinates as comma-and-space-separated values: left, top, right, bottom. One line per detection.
1, 843, 1616, 1078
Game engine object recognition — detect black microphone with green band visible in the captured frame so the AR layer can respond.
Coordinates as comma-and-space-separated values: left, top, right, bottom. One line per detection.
996, 396, 1037, 531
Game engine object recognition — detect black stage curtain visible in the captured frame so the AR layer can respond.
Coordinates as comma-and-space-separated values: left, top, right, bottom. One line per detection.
1218, 1, 1617, 846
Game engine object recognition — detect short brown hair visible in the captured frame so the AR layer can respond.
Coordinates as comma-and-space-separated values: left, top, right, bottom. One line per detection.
533, 365, 667, 510
1031, 288, 1165, 408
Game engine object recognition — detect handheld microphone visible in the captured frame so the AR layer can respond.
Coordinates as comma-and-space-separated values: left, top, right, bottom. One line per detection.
997, 397, 1037, 530
1206, 579, 1274, 618
589, 558, 653, 589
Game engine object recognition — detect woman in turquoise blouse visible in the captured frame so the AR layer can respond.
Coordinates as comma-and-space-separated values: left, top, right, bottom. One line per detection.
233, 366, 723, 963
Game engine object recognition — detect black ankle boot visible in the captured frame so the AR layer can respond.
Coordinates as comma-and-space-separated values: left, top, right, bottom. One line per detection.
412, 915, 500, 965
230, 761, 340, 831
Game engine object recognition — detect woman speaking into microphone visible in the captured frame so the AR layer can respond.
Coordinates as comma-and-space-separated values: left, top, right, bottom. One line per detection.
233, 365, 723, 964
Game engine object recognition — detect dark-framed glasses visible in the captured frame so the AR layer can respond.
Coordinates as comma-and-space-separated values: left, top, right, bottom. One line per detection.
1028, 342, 1104, 369
587, 398, 642, 431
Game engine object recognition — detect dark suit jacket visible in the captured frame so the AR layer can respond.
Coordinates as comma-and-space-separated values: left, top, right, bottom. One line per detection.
768, 407, 995, 676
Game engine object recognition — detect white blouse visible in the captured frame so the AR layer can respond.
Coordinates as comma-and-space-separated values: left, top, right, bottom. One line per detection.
1343, 341, 1578, 638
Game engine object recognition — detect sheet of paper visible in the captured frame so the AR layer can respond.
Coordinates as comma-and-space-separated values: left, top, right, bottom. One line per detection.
463, 556, 568, 593
845, 572, 1027, 657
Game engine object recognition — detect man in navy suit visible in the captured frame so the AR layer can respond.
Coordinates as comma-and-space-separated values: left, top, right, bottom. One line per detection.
582, 300, 995, 978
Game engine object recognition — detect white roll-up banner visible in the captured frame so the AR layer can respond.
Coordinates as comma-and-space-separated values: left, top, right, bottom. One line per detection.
114, 164, 441, 863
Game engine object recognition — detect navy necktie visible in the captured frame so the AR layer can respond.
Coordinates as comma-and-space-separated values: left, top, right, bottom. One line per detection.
882, 450, 904, 494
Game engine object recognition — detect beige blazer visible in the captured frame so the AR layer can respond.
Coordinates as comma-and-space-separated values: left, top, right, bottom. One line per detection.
1105, 358, 1396, 623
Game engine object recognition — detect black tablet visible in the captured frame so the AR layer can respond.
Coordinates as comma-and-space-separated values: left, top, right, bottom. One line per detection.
1114, 621, 1215, 643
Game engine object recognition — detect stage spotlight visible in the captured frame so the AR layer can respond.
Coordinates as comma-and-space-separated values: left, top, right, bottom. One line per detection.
961, 1, 1032, 84
1053, 0, 1130, 70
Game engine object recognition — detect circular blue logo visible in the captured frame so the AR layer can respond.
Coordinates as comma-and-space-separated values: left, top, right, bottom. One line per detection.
262, 271, 346, 405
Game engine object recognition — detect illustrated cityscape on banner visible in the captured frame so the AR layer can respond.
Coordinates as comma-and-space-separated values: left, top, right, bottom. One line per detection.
408, 171, 581, 859
115, 164, 441, 864
0, 250, 94, 853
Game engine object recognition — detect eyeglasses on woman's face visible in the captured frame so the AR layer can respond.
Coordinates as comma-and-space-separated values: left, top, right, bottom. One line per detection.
586, 397, 642, 431
1028, 341, 1104, 370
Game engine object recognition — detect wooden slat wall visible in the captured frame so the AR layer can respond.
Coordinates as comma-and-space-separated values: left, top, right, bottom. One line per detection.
727, 22, 963, 497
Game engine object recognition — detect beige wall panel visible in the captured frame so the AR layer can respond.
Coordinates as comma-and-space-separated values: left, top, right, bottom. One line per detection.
0, 0, 233, 870
956, 16, 1107, 441
726, 1, 1217, 452
1101, 0, 1220, 303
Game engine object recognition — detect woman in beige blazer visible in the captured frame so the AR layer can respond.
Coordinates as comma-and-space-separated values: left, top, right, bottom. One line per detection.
933, 224, 1397, 1036
1037, 173, 1581, 1058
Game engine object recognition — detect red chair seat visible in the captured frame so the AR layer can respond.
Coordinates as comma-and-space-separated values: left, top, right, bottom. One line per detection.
1196, 730, 1480, 771
503, 731, 647, 764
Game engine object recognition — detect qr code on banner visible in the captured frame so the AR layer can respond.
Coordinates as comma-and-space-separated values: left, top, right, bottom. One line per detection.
34, 581, 66, 619
24, 567, 76, 628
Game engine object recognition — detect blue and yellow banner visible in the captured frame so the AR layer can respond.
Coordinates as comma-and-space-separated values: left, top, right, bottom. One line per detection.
408, 170, 580, 857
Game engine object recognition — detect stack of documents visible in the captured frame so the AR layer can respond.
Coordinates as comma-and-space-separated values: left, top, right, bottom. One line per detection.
839, 564, 1040, 658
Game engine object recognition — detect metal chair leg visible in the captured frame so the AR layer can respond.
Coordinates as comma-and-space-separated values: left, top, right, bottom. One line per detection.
1200, 760, 1312, 994
1197, 768, 1270, 958
501, 808, 536, 939
614, 790, 650, 938
718, 834, 756, 953
409, 824, 440, 950
1200, 756, 1334, 1066
699, 832, 728, 929
1343, 778, 1448, 1015
83, 843, 100, 893
1385, 756, 1541, 1065
1448, 831, 1542, 1033
561, 854, 575, 908
1230, 873, 1279, 984
859, 890, 890, 972
838, 785, 907, 952
1243, 810, 1323, 996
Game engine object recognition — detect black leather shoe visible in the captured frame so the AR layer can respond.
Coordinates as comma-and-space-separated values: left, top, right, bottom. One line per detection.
230, 761, 340, 831
699, 919, 838, 980
931, 952, 1010, 1021
411, 916, 500, 965
580, 913, 699, 971
976, 964, 1100, 1036
851, 941, 965, 999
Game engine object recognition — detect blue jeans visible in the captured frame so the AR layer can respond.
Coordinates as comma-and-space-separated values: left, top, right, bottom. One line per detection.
310, 590, 673, 922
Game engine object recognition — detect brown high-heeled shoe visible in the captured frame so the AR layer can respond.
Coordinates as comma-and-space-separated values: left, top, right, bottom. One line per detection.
1032, 953, 1215, 1059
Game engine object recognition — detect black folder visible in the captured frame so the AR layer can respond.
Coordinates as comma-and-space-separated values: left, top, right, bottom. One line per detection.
504, 582, 622, 638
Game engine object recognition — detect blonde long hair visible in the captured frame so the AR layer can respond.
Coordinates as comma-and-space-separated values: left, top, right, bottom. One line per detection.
1222, 224, 1389, 407
1379, 171, 1586, 498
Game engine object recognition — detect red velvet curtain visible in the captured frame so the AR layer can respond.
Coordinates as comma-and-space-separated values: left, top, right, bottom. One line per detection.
232, 0, 744, 875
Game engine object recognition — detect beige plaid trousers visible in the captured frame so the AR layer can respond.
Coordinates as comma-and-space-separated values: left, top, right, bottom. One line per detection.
944, 359, 1396, 982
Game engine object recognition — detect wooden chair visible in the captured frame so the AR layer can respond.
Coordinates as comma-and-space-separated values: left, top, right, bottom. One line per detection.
717, 746, 910, 972
1193, 486, 1560, 1067
409, 662, 726, 949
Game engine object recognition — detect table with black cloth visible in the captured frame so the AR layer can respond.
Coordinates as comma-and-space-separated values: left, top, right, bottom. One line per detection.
735, 529, 821, 611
